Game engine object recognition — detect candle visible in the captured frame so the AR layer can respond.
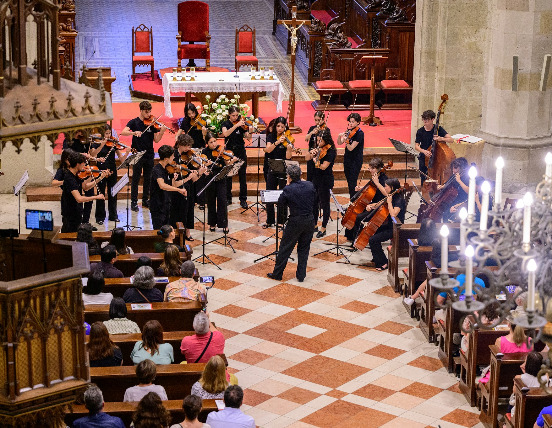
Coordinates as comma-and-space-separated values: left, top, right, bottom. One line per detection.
522, 192, 533, 246
495, 157, 504, 210
546, 152, 552, 179
467, 166, 478, 218
480, 181, 491, 231
440, 225, 449, 272
527, 259, 537, 311
459, 207, 467, 253
464, 245, 474, 297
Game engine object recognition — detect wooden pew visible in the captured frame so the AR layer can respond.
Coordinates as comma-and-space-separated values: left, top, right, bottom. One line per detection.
90, 250, 192, 277
91, 364, 205, 402
65, 399, 217, 426
102, 277, 179, 299
543, 414, 552, 428
85, 302, 202, 332
479, 345, 526, 428
436, 304, 462, 373
505, 377, 552, 428
459, 329, 509, 406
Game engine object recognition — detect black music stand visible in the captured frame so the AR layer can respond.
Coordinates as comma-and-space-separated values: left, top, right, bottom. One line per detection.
118, 150, 146, 231
254, 189, 287, 263
315, 191, 350, 262
389, 138, 419, 185
242, 133, 266, 220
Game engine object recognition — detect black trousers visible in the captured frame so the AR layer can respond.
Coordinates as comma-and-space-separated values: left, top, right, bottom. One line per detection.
266, 171, 287, 225
82, 188, 94, 224
272, 216, 314, 280
306, 160, 315, 182
419, 158, 428, 185
368, 227, 393, 268
151, 208, 169, 230
131, 156, 154, 204
313, 181, 332, 228
344, 161, 361, 199
344, 210, 373, 242
170, 191, 186, 228
207, 178, 228, 228
61, 215, 82, 233
95, 172, 118, 222
226, 155, 247, 202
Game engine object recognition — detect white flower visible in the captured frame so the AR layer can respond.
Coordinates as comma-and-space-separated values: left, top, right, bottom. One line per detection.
255, 118, 259, 123
205, 95, 210, 100
220, 94, 226, 99
216, 109, 222, 114
201, 113, 208, 118
234, 94, 240, 99
217, 115, 223, 121
212, 103, 217, 108
203, 105, 208, 110
206, 118, 211, 125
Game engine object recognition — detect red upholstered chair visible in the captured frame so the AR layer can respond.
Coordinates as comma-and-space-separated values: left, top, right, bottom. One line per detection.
176, 1, 211, 70
132, 24, 154, 80
235, 25, 258, 72
312, 69, 347, 110
379, 68, 413, 104
345, 63, 373, 96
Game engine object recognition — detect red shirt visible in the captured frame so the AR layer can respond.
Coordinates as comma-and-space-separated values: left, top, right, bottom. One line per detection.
180, 331, 225, 363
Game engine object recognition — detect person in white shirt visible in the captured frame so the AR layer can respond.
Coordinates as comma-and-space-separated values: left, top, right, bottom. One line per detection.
82, 270, 113, 306
206, 385, 255, 428
123, 359, 168, 402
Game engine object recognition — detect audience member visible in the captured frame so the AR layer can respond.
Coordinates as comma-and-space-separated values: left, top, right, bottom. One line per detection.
123, 359, 168, 402
417, 218, 437, 246
181, 312, 225, 363
101, 227, 133, 255
77, 223, 101, 256
72, 384, 125, 428
131, 320, 174, 365
165, 261, 206, 302
132, 392, 171, 428
136, 256, 152, 269
458, 301, 500, 353
170, 395, 211, 428
154, 225, 182, 253
157, 244, 182, 277
103, 298, 141, 335
206, 385, 255, 428
87, 322, 123, 367
90, 245, 124, 279
123, 266, 164, 303
509, 352, 545, 423
82, 271, 113, 306
191, 355, 229, 399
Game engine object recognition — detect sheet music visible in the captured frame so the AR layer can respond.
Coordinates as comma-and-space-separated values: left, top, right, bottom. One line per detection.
451, 134, 484, 144
111, 173, 129, 197
14, 170, 29, 195
260, 190, 283, 203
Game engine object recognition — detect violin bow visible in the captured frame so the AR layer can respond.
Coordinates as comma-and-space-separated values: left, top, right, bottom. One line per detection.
84, 157, 104, 196
143, 113, 165, 134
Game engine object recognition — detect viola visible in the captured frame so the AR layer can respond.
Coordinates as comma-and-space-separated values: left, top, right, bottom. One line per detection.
143, 117, 176, 134
277, 130, 302, 155
78, 165, 111, 180
165, 162, 193, 176
341, 161, 393, 230
313, 144, 331, 168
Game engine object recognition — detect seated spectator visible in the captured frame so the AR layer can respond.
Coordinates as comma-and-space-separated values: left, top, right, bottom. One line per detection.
123, 266, 164, 303
90, 245, 124, 279
72, 384, 125, 428
404, 239, 442, 306
510, 352, 544, 411
103, 298, 141, 335
132, 392, 171, 428
191, 355, 229, 399
136, 256, 152, 270
154, 225, 182, 253
82, 270, 113, 306
157, 244, 182, 277
170, 395, 211, 428
417, 218, 437, 246
101, 227, 133, 255
165, 261, 207, 302
459, 300, 501, 353
77, 223, 101, 256
123, 359, 168, 402
181, 312, 225, 363
87, 322, 123, 367
206, 385, 255, 428
131, 320, 174, 365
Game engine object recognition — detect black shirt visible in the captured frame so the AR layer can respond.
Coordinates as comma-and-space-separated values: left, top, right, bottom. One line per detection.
307, 126, 332, 150
380, 193, 406, 230
370, 172, 389, 204
93, 143, 117, 172
265, 134, 289, 174
123, 287, 164, 303
202, 147, 225, 174
66, 138, 89, 154
90, 347, 123, 367
149, 163, 171, 212
313, 147, 336, 183
416, 125, 447, 165
61, 170, 83, 218
126, 117, 159, 159
343, 128, 364, 166
278, 180, 316, 219
180, 117, 205, 149
221, 120, 246, 157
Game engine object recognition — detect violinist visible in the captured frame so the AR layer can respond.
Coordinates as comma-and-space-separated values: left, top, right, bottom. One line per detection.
344, 158, 388, 244
221, 106, 251, 209
202, 132, 238, 232
120, 101, 166, 212
89, 124, 131, 225
263, 117, 294, 228
304, 111, 330, 181
337, 113, 364, 199
305, 128, 336, 238
439, 157, 469, 222
176, 103, 208, 149
61, 152, 106, 233
414, 110, 454, 184
149, 144, 188, 230
52, 148, 74, 188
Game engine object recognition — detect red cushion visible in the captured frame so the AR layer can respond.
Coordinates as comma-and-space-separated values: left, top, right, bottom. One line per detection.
135, 31, 151, 53
238, 32, 253, 53
314, 80, 344, 90
178, 1, 209, 42
348, 37, 359, 49
236, 55, 258, 63
133, 55, 154, 63
348, 80, 372, 89
311, 10, 334, 25
380, 79, 411, 89
180, 44, 209, 60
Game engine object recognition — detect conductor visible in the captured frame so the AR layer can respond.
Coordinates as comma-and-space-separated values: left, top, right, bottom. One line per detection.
267, 164, 316, 283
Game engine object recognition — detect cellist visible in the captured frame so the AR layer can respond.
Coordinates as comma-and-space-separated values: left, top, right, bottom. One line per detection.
344, 158, 388, 244
439, 157, 469, 222
414, 110, 454, 184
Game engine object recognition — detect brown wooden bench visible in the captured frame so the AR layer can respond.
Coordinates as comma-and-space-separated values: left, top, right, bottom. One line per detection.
543, 414, 552, 428
85, 302, 202, 332
64, 399, 217, 426
436, 304, 462, 373
504, 377, 552, 428
103, 277, 179, 298
90, 363, 205, 402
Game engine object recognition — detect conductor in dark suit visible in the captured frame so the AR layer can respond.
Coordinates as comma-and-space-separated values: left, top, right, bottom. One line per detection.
267, 164, 316, 282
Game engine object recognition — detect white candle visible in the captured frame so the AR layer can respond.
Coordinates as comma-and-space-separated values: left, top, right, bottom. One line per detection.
546, 152, 552, 179
495, 157, 504, 210
467, 166, 478, 218
527, 259, 537, 311
522, 192, 533, 246
480, 181, 491, 231
464, 245, 474, 297
459, 207, 467, 253
440, 225, 449, 272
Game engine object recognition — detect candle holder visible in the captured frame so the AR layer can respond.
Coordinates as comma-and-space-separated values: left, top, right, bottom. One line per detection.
268, 66, 274, 80
185, 67, 191, 80
190, 67, 196, 81
451, 294, 485, 314
512, 309, 547, 331
259, 67, 265, 80
172, 68, 178, 81
250, 66, 256, 80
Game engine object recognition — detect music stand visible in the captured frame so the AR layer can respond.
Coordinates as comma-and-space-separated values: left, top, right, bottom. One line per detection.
254, 189, 286, 263
242, 134, 267, 220
111, 173, 129, 230
315, 190, 350, 263
389, 138, 419, 185
359, 55, 387, 126
118, 150, 146, 230
261, 158, 288, 244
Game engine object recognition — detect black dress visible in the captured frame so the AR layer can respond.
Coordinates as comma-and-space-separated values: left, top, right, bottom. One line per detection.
265, 134, 289, 225
202, 148, 228, 228
312, 147, 336, 229
221, 119, 248, 203
93, 142, 119, 222
149, 163, 172, 229
343, 127, 364, 199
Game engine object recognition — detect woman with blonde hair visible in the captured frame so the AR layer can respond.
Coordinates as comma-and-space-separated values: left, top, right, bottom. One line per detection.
190, 355, 229, 399
495, 319, 530, 352
157, 244, 182, 277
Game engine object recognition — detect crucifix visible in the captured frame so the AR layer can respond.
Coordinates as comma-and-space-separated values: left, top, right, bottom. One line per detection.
278, 6, 310, 133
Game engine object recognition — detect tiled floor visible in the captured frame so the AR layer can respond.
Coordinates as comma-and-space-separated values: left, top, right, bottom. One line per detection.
0, 191, 485, 427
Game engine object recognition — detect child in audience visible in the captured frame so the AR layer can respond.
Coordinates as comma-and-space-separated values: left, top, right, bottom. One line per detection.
87, 321, 123, 367
131, 320, 174, 365
123, 359, 168, 402
132, 392, 171, 428
103, 298, 141, 335
190, 355, 229, 399
82, 270, 113, 306
170, 395, 211, 428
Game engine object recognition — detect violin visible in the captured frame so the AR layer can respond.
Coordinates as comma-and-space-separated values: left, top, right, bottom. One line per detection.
143, 117, 176, 134
90, 135, 134, 152
78, 165, 112, 180
211, 146, 235, 162
233, 116, 250, 131
277, 130, 302, 155
342, 126, 359, 145
190, 116, 207, 131
341, 161, 393, 230
180, 150, 212, 168
165, 162, 193, 177
313, 144, 331, 168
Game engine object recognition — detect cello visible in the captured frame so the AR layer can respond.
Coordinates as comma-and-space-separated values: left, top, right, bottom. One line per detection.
341, 161, 393, 230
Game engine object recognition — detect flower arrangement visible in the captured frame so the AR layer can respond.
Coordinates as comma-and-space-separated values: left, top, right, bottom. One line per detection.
200, 94, 258, 134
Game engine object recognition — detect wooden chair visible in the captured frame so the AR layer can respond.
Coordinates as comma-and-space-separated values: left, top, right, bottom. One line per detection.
89, 250, 192, 277
504, 377, 552, 428
235, 25, 258, 71
312, 69, 348, 110
176, 1, 211, 70
379, 68, 412, 105
132, 24, 155, 80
